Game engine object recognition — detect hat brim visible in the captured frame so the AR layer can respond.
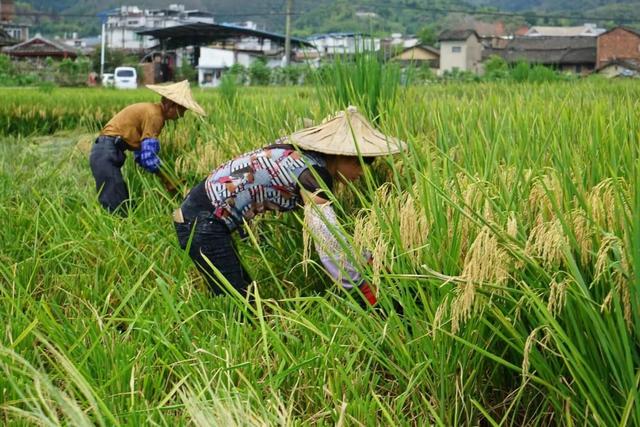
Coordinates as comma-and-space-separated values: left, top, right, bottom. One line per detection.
288, 108, 407, 156
147, 81, 207, 116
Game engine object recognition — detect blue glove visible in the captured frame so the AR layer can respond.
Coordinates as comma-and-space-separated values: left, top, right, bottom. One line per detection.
134, 138, 161, 173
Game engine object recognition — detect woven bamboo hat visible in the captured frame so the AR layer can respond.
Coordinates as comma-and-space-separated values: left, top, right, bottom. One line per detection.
288, 106, 406, 156
146, 80, 206, 116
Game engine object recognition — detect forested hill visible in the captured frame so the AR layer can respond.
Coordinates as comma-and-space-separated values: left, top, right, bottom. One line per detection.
15, 0, 640, 38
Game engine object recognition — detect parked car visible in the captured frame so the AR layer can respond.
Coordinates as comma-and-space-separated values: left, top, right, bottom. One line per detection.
101, 73, 114, 87
114, 67, 138, 89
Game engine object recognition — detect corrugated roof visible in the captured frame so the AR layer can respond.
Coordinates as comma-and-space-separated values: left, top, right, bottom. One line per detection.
308, 32, 364, 39
527, 25, 604, 36
138, 22, 313, 49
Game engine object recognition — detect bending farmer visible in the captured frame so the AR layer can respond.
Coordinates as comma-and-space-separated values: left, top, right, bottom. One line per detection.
90, 80, 206, 214
174, 107, 406, 306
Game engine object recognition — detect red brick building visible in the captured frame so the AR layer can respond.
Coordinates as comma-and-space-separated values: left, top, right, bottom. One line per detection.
596, 27, 640, 69
0, 0, 15, 22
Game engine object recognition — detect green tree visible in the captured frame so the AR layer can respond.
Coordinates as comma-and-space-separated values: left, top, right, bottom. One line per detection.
418, 25, 438, 46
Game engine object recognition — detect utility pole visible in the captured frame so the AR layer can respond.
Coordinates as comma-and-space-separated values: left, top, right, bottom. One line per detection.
100, 22, 106, 77
284, 0, 292, 66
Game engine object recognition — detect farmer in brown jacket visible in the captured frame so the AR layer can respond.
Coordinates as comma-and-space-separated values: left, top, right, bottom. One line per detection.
89, 80, 206, 214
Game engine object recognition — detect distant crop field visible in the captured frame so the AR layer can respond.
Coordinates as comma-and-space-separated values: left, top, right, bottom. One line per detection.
1, 81, 639, 425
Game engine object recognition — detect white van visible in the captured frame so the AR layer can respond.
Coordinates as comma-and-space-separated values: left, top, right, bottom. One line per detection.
114, 67, 138, 89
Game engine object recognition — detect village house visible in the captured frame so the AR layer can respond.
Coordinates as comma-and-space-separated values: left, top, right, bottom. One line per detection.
1, 20, 28, 43
596, 27, 640, 69
2, 35, 78, 60
381, 33, 420, 50
378, 33, 421, 59
56, 33, 102, 55
391, 45, 439, 70
196, 47, 275, 87
483, 36, 597, 75
306, 32, 379, 56
437, 29, 483, 75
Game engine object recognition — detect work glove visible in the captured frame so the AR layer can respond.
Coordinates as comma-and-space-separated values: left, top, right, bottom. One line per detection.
357, 282, 378, 307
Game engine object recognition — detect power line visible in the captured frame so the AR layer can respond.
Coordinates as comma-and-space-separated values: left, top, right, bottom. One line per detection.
8, 4, 640, 24
10, 10, 305, 18
359, 2, 640, 25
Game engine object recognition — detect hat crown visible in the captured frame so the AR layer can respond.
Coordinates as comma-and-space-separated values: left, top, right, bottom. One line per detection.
288, 107, 407, 157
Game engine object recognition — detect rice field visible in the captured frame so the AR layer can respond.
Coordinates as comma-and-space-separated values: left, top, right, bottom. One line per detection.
1, 81, 639, 426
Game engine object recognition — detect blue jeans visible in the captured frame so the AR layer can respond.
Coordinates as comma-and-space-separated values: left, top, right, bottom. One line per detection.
89, 136, 129, 214
174, 211, 252, 296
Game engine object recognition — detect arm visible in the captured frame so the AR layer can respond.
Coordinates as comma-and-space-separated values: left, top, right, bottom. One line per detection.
304, 193, 377, 306
135, 107, 178, 193
133, 138, 177, 194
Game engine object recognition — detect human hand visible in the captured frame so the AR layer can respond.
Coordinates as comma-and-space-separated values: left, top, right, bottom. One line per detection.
163, 180, 177, 195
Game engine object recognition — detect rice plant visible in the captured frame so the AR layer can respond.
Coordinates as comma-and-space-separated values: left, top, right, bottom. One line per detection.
1, 79, 639, 425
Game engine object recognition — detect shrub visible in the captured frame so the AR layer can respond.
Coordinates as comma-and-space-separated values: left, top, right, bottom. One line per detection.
442, 68, 480, 83
248, 59, 271, 86
484, 55, 510, 81
511, 61, 563, 83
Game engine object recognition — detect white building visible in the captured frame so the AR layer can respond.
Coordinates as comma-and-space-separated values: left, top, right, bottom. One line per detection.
307, 32, 380, 55
198, 46, 285, 87
105, 4, 214, 50
387, 33, 420, 49
438, 29, 483, 75
0, 0, 28, 42
0, 21, 28, 42
198, 47, 250, 87
57, 34, 101, 54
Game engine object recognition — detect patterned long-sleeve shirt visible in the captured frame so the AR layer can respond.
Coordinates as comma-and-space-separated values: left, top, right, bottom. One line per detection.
202, 143, 366, 288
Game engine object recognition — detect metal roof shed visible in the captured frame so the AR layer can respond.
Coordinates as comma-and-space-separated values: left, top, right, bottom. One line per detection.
138, 22, 313, 50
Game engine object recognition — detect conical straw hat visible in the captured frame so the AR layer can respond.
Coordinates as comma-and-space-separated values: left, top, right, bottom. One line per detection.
146, 80, 206, 116
288, 106, 406, 156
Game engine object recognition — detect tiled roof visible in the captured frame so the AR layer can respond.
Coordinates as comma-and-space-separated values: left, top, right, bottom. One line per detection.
3, 36, 78, 57
438, 29, 478, 42
483, 36, 596, 65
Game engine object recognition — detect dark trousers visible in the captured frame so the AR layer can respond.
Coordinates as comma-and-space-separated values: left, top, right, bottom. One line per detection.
175, 212, 252, 296
89, 137, 129, 214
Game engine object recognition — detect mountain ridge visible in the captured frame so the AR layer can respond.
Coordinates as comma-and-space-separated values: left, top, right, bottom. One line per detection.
14, 0, 640, 38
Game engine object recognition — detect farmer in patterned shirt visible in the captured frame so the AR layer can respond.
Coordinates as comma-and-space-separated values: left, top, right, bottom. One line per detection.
174, 107, 406, 307
89, 80, 206, 214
